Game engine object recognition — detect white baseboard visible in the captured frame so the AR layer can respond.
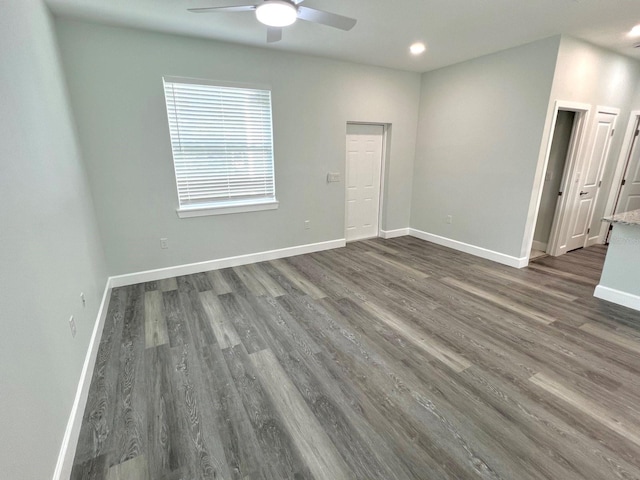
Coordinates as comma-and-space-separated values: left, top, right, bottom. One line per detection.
379, 228, 410, 239
408, 228, 528, 268
586, 235, 604, 248
531, 240, 547, 252
594, 285, 640, 312
53, 279, 113, 480
109, 238, 346, 288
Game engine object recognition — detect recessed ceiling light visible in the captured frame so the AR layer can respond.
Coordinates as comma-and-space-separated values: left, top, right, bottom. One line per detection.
628, 24, 640, 37
410, 42, 427, 55
256, 0, 298, 28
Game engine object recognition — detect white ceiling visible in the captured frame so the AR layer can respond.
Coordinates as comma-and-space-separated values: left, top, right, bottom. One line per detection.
46, 0, 640, 72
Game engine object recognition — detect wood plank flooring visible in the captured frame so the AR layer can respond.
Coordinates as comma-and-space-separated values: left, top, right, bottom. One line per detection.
71, 238, 640, 480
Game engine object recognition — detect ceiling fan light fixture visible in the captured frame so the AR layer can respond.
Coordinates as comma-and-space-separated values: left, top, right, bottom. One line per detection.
256, 1, 297, 27
628, 24, 640, 37
410, 42, 427, 55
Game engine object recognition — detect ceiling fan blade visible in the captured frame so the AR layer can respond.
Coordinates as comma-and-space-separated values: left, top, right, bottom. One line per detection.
296, 6, 357, 31
267, 27, 282, 43
188, 4, 258, 13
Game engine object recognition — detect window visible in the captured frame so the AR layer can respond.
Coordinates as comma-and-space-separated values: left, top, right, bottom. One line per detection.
163, 77, 277, 217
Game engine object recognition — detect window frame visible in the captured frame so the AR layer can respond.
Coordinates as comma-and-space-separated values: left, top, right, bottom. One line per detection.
162, 76, 278, 218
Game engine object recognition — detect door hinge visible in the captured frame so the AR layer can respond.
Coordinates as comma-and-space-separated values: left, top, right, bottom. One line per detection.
635, 129, 640, 138
558, 191, 563, 197
587, 228, 591, 234
598, 180, 602, 187
609, 224, 614, 231
611, 129, 615, 137
622, 179, 627, 186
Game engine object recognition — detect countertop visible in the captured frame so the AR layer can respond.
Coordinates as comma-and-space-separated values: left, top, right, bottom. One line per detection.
603, 208, 640, 226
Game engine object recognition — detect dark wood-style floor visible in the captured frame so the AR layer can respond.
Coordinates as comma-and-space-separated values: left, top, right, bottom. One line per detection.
71, 238, 640, 480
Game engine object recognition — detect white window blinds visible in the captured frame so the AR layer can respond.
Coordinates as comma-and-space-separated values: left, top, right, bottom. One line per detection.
163, 78, 276, 212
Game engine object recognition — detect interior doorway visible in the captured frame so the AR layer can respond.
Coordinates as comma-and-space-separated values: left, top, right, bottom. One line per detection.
532, 110, 576, 258
603, 112, 640, 243
530, 103, 619, 260
531, 102, 591, 259
345, 123, 385, 242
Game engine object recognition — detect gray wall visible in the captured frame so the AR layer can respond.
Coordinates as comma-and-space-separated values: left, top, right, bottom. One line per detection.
410, 37, 560, 258
548, 37, 640, 239
0, 2, 107, 478
533, 110, 574, 246
54, 19, 421, 276
633, 81, 640, 110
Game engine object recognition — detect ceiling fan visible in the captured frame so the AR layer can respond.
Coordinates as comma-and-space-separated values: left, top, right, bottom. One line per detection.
188, 0, 357, 43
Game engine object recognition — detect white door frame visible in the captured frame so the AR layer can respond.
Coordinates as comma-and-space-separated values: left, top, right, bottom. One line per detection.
527, 101, 592, 259
345, 122, 389, 240
600, 110, 640, 242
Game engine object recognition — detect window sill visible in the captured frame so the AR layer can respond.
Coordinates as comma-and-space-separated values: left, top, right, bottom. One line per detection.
176, 200, 279, 218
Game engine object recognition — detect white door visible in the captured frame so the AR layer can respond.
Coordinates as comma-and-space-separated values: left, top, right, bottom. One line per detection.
345, 124, 383, 242
565, 110, 617, 251
615, 121, 640, 214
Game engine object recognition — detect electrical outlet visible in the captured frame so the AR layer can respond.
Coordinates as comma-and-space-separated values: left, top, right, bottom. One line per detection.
80, 292, 86, 308
69, 316, 77, 338
304, 220, 311, 230
160, 237, 169, 249
446, 215, 453, 224
327, 172, 340, 183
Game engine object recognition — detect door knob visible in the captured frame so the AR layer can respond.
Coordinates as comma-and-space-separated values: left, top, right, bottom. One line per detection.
579, 191, 588, 196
